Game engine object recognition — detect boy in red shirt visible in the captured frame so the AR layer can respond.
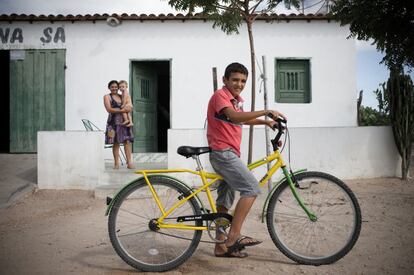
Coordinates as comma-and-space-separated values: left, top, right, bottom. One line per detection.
207, 62, 286, 258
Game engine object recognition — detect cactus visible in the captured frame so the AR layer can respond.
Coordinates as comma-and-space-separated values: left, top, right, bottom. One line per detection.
357, 90, 363, 125
386, 69, 414, 180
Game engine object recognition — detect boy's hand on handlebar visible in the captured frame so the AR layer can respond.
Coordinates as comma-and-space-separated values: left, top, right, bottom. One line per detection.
266, 110, 287, 122
266, 120, 277, 131
267, 120, 286, 131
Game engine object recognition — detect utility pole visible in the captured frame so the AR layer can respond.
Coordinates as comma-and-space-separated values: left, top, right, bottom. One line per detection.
262, 56, 273, 192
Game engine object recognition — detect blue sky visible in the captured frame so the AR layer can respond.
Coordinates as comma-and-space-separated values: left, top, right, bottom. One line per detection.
357, 43, 414, 109
1, 0, 412, 109
357, 44, 390, 109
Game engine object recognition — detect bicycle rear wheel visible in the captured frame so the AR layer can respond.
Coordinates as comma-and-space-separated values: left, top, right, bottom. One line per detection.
266, 171, 361, 265
108, 176, 202, 272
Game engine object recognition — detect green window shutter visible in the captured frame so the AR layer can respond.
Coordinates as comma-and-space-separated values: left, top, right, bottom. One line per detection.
275, 59, 310, 103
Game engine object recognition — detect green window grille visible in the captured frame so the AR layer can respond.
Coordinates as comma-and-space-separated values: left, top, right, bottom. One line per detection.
275, 59, 311, 103
141, 78, 150, 99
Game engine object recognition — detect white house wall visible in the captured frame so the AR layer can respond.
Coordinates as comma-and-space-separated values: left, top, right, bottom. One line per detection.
1, 19, 356, 131
34, 125, 400, 190
168, 127, 401, 184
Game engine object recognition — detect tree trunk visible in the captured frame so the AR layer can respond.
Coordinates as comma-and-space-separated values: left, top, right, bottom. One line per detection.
401, 152, 407, 180
246, 17, 256, 164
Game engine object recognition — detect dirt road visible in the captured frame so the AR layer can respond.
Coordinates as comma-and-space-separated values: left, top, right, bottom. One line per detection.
0, 178, 413, 274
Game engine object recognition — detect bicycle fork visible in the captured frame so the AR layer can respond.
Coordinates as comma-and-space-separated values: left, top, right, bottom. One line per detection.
282, 166, 317, 222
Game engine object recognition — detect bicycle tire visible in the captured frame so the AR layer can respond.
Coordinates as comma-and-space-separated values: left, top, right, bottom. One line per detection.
266, 171, 361, 265
108, 176, 203, 272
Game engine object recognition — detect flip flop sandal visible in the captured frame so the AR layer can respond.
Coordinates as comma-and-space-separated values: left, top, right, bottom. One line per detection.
237, 235, 262, 247
215, 251, 248, 258
226, 236, 262, 254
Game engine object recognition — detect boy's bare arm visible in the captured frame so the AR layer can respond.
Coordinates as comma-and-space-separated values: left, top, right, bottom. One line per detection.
222, 107, 285, 124
244, 118, 275, 128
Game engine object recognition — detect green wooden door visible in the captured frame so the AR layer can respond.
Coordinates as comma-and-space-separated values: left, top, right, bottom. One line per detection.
10, 49, 65, 152
131, 63, 158, 152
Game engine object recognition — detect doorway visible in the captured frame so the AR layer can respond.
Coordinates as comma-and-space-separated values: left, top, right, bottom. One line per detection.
130, 60, 170, 153
7, 49, 65, 153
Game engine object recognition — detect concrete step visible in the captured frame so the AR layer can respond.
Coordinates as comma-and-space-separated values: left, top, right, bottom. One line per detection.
133, 152, 167, 164
97, 153, 168, 199
104, 152, 168, 169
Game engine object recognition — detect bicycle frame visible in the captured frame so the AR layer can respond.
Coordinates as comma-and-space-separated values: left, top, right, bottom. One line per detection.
133, 149, 316, 231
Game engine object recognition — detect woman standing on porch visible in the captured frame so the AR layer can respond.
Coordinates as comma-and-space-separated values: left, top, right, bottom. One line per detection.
103, 80, 134, 169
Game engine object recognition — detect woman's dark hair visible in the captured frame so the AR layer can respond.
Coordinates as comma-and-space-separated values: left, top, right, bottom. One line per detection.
108, 80, 119, 89
224, 62, 248, 79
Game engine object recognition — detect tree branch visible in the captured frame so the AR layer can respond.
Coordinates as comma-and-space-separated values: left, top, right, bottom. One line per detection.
249, 0, 265, 13
235, 0, 247, 11
212, 2, 244, 14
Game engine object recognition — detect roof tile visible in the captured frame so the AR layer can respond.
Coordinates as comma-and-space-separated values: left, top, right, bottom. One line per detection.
0, 13, 332, 22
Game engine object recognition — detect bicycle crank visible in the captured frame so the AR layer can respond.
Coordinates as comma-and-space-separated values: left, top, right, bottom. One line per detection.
207, 217, 231, 243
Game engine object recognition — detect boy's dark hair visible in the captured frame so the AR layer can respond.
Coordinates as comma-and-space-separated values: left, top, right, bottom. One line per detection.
108, 80, 119, 88
224, 62, 248, 79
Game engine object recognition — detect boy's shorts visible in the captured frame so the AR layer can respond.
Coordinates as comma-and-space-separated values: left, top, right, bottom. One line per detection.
209, 149, 261, 210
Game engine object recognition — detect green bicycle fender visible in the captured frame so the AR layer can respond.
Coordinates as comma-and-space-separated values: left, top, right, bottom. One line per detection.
260, 169, 307, 223
105, 174, 206, 216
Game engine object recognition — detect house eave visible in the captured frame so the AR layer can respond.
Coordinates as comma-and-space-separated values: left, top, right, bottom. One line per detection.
0, 13, 333, 23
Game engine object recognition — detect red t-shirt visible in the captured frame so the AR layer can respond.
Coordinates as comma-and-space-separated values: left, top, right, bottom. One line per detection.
207, 86, 244, 156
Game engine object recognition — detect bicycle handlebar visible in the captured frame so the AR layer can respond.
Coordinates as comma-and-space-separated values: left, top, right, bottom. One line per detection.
267, 113, 287, 151
267, 113, 287, 124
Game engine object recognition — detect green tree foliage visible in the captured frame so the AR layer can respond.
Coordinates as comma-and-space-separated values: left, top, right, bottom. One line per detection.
374, 83, 390, 115
168, 0, 299, 163
359, 106, 390, 126
358, 83, 390, 126
332, 0, 414, 69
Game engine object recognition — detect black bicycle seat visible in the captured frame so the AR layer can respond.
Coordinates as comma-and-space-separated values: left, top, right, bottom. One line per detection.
177, 146, 211, 158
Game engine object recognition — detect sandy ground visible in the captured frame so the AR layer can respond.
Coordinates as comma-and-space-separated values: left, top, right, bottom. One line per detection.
0, 178, 413, 275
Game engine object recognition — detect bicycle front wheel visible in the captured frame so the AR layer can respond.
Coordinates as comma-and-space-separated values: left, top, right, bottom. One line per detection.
108, 176, 202, 272
266, 171, 361, 265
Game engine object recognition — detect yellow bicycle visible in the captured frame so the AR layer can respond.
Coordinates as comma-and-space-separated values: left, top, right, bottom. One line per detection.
106, 118, 362, 272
